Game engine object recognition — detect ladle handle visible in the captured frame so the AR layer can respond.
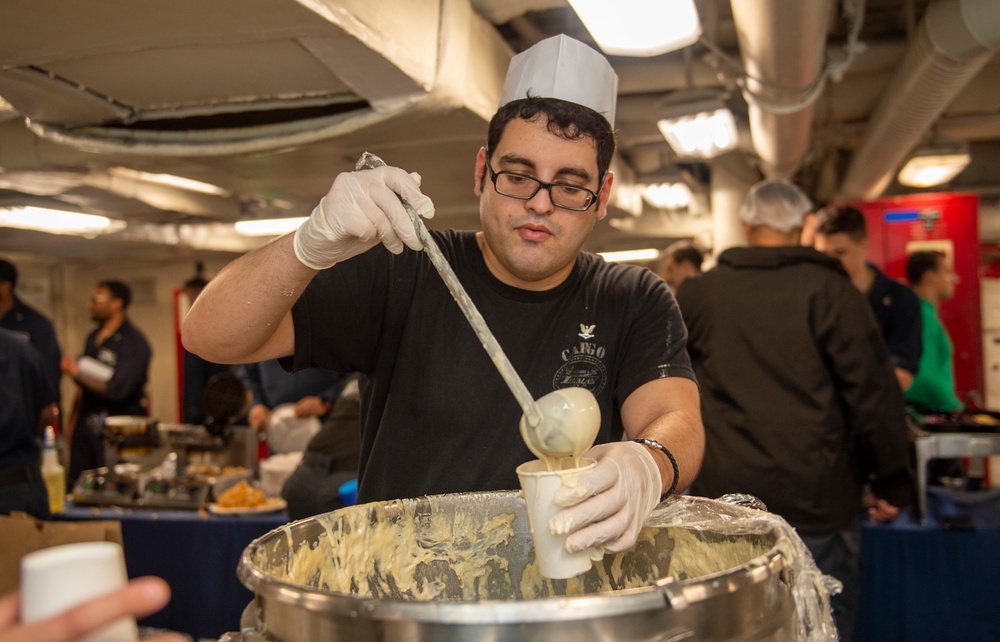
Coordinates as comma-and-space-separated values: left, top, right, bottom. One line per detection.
355, 153, 543, 428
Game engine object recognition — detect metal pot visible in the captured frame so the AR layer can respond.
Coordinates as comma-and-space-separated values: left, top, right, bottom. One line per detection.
235, 492, 833, 641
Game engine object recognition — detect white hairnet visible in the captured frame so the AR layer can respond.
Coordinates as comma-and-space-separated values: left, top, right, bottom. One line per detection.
738, 180, 812, 233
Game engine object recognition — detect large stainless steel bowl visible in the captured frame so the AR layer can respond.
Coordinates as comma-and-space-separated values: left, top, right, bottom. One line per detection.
236, 491, 835, 641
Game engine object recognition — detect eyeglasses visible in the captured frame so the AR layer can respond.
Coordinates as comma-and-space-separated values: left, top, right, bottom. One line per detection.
485, 159, 599, 212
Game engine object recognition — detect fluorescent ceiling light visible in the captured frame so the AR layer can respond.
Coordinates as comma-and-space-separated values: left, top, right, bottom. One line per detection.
234, 217, 308, 236
569, 0, 701, 57
0, 206, 125, 236
642, 183, 692, 210
599, 248, 661, 263
657, 99, 738, 160
897, 144, 971, 188
108, 167, 230, 196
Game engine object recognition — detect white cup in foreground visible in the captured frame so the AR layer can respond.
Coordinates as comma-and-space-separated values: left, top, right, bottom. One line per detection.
21, 542, 137, 642
517, 456, 597, 579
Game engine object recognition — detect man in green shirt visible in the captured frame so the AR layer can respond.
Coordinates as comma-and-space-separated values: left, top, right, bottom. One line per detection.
904, 250, 962, 411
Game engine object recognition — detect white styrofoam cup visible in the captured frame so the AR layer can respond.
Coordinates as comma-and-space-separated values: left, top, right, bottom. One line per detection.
20, 541, 137, 642
516, 456, 597, 579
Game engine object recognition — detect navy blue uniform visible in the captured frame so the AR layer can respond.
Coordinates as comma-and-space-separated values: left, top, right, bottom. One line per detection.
239, 360, 346, 411
866, 263, 922, 376
69, 319, 152, 485
0, 328, 52, 518
1, 296, 61, 406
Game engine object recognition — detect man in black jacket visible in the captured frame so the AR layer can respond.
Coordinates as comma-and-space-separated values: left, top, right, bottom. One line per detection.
676, 179, 914, 642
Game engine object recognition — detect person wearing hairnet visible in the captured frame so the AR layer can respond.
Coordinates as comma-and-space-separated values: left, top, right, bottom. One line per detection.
183, 35, 704, 557
675, 180, 914, 641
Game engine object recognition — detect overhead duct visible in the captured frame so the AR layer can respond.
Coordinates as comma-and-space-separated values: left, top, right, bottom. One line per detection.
730, 0, 831, 179
0, 0, 508, 158
839, 0, 1000, 200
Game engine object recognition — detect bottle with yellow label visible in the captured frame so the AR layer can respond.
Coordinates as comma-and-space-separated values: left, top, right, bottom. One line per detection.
41, 425, 65, 514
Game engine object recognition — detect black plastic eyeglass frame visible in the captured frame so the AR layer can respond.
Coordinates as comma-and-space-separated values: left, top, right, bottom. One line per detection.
485, 159, 599, 212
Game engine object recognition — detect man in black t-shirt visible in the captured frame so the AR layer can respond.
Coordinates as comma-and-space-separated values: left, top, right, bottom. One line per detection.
183, 35, 704, 557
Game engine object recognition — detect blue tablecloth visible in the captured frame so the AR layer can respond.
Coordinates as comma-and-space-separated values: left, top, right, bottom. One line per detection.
59, 503, 999, 641
854, 512, 1000, 642
58, 504, 288, 640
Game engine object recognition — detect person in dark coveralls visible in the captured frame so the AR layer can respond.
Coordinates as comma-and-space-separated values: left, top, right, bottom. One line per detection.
813, 205, 922, 392
183, 34, 704, 557
676, 180, 914, 642
0, 328, 54, 518
60, 281, 152, 488
0, 258, 62, 427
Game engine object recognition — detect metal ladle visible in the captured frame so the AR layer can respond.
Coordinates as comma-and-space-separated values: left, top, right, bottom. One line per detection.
355, 153, 598, 459
519, 386, 600, 461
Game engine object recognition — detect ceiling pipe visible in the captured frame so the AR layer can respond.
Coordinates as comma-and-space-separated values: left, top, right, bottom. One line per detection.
729, 0, 831, 179
710, 150, 760, 256
839, 0, 1000, 200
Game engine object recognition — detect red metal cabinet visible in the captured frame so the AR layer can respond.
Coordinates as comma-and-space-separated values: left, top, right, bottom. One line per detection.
853, 193, 983, 401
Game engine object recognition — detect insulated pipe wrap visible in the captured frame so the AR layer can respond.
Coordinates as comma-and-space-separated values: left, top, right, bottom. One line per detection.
730, 0, 830, 179
839, 0, 1000, 199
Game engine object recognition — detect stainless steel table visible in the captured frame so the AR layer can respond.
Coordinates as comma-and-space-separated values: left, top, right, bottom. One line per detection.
914, 432, 1000, 524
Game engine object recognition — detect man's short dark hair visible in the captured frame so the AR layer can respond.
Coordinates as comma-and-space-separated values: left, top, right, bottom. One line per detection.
99, 280, 132, 308
906, 250, 945, 286
665, 241, 704, 270
815, 205, 868, 242
0, 258, 16, 288
485, 96, 617, 187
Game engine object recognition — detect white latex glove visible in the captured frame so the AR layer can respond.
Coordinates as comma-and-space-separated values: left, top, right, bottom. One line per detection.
550, 441, 662, 555
293, 166, 435, 270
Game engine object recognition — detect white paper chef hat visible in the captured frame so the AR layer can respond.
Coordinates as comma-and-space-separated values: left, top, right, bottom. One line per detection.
499, 34, 618, 127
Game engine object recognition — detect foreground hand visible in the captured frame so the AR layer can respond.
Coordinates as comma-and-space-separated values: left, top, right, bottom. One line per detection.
293, 166, 435, 270
247, 404, 271, 431
0, 576, 176, 642
60, 357, 78, 377
294, 395, 326, 418
866, 496, 901, 522
550, 442, 662, 554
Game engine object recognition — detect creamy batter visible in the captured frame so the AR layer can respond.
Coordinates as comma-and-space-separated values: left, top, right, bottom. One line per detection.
257, 496, 772, 602
267, 497, 517, 600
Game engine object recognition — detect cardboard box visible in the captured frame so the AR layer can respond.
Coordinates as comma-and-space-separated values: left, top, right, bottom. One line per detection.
0, 512, 123, 595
